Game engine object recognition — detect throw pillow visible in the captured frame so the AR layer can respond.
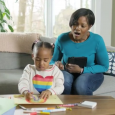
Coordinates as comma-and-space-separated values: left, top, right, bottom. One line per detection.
104, 51, 115, 76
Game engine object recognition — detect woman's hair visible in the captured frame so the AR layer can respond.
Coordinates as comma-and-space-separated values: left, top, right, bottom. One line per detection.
69, 8, 95, 27
32, 41, 54, 55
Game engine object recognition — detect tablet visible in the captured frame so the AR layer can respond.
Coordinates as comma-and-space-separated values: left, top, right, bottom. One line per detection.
68, 57, 87, 68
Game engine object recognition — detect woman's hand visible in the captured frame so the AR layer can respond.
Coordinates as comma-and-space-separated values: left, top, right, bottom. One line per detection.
55, 61, 64, 70
23, 90, 33, 100
65, 64, 82, 73
39, 90, 52, 99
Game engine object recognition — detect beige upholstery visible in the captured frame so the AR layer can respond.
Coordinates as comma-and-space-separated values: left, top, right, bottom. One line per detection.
0, 33, 40, 54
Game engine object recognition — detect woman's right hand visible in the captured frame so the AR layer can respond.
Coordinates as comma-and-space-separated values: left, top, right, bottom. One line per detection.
55, 61, 64, 70
23, 90, 33, 100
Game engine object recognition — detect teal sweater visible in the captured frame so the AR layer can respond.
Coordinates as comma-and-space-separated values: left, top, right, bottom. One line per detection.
50, 32, 109, 74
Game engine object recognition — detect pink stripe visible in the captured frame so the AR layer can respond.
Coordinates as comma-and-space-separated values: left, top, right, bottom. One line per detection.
51, 88, 56, 94
45, 65, 55, 71
33, 77, 53, 82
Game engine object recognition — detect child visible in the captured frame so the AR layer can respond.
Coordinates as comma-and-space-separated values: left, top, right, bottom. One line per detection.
18, 41, 64, 100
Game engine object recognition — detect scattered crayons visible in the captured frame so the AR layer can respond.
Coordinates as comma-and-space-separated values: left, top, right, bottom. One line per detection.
56, 106, 72, 111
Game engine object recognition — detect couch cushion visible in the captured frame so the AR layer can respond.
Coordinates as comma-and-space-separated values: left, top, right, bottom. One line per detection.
104, 46, 115, 76
0, 33, 40, 54
0, 52, 33, 69
94, 92, 115, 98
39, 36, 56, 43
93, 75, 115, 95
0, 69, 23, 94
104, 51, 115, 76
106, 46, 115, 51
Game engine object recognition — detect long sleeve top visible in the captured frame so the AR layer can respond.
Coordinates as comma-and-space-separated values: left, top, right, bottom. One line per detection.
50, 31, 109, 74
18, 64, 64, 95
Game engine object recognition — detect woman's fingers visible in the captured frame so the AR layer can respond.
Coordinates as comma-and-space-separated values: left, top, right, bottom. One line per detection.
55, 61, 59, 67
68, 64, 75, 67
55, 61, 64, 70
59, 64, 64, 70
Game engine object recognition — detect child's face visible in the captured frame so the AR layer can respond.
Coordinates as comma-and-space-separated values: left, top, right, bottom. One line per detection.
32, 47, 52, 71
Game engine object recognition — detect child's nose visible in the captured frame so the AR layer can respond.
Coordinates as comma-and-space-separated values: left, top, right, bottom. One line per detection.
39, 60, 44, 66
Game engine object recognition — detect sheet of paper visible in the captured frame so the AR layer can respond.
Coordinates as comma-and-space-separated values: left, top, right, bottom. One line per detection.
14, 95, 63, 104
0, 98, 16, 115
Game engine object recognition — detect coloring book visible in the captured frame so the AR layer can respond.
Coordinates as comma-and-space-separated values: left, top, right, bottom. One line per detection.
14, 95, 63, 104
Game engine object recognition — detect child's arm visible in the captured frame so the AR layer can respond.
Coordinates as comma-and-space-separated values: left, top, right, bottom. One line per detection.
48, 67, 64, 95
18, 65, 31, 94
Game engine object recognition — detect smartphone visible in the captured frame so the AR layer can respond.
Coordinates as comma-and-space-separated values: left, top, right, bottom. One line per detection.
68, 57, 87, 68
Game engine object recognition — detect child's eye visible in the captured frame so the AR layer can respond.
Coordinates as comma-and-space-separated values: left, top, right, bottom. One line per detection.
44, 59, 48, 62
35, 59, 40, 61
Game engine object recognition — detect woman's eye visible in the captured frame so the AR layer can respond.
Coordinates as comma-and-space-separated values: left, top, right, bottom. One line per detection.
44, 60, 48, 62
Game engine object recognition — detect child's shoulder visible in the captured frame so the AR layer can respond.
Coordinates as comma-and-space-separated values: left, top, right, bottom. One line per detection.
49, 64, 57, 69
49, 65, 63, 78
24, 64, 36, 71
49, 64, 62, 73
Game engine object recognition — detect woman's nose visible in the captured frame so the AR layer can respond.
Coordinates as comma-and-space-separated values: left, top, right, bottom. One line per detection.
75, 25, 80, 30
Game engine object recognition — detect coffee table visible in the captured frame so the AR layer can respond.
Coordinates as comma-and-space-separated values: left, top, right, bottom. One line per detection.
13, 95, 115, 115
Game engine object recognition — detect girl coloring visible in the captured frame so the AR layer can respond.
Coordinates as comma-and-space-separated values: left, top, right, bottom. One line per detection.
18, 41, 64, 100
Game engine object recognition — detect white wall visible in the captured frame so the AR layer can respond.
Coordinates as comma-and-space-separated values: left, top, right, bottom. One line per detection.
111, 0, 115, 47
93, 0, 112, 46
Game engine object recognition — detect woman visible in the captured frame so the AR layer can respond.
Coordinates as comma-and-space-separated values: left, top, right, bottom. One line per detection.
50, 8, 109, 95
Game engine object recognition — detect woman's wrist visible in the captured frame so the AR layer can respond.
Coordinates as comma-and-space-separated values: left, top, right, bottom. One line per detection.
80, 68, 84, 74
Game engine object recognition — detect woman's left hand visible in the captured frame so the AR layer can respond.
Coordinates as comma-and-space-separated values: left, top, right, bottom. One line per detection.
65, 64, 81, 73
39, 90, 52, 99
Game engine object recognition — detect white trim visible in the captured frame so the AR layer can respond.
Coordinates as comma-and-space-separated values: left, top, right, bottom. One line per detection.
45, 0, 53, 37
90, 0, 95, 32
93, 0, 112, 46
93, 0, 101, 35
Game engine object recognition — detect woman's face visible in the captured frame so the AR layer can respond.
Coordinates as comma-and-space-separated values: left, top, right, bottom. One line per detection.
71, 16, 92, 41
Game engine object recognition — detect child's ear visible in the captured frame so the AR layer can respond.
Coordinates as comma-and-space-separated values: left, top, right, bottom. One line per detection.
31, 53, 34, 60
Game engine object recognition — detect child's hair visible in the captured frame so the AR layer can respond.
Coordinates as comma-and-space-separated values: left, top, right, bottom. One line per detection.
32, 41, 54, 55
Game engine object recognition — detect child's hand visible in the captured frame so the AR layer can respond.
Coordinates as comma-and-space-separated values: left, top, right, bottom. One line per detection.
23, 90, 33, 100
40, 90, 52, 99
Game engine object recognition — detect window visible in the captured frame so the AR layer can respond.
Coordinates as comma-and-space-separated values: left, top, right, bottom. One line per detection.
5, 0, 92, 37
52, 0, 92, 37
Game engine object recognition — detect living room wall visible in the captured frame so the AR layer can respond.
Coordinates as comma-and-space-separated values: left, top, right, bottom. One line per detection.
93, 0, 112, 46
111, 0, 115, 47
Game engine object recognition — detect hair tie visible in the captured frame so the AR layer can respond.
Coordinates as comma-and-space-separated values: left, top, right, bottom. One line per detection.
34, 40, 40, 43
51, 43, 54, 48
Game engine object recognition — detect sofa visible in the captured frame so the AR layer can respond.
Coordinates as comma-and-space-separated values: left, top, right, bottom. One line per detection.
0, 33, 115, 98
